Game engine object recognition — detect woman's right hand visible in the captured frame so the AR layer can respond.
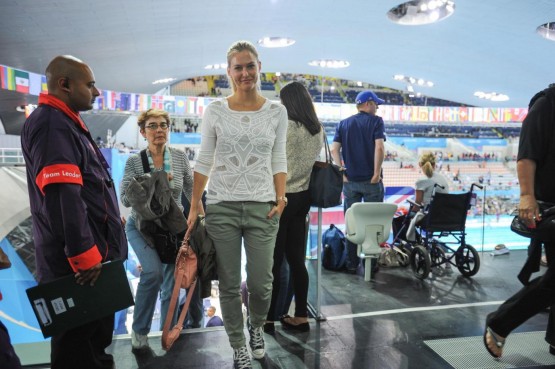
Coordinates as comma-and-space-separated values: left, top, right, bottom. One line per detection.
186, 206, 198, 240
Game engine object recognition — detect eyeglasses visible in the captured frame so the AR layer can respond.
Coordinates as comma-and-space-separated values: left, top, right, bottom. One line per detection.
145, 122, 169, 131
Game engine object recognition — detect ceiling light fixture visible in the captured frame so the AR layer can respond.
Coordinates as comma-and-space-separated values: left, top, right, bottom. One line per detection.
308, 59, 350, 68
474, 91, 509, 102
204, 63, 227, 70
387, 0, 455, 26
257, 37, 296, 48
536, 22, 555, 41
152, 78, 175, 85
393, 74, 434, 87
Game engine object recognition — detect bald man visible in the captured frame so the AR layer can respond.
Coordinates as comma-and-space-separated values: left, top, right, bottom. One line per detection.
21, 56, 128, 369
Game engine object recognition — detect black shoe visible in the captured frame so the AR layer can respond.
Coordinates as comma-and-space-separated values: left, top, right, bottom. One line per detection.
550, 345, 555, 355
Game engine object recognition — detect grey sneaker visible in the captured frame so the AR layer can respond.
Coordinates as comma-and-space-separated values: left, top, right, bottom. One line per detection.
131, 330, 149, 350
233, 346, 252, 369
247, 320, 265, 359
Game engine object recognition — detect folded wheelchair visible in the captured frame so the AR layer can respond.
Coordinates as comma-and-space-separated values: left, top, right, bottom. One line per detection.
406, 183, 483, 280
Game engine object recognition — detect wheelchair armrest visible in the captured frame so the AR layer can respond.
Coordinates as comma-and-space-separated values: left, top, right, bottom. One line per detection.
407, 198, 423, 209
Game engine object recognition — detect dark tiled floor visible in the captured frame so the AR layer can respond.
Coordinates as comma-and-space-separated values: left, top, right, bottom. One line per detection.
27, 249, 555, 368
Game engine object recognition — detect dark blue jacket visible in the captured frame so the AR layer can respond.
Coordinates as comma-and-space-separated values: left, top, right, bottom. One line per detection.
21, 94, 127, 283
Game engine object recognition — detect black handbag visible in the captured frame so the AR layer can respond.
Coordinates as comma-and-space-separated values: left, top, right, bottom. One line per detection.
309, 135, 343, 208
510, 200, 555, 242
152, 228, 185, 264
140, 149, 184, 264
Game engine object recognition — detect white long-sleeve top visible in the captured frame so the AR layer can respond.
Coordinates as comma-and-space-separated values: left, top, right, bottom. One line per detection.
195, 98, 288, 204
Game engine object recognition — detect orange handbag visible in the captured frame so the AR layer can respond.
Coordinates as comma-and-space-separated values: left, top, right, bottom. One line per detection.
161, 238, 198, 351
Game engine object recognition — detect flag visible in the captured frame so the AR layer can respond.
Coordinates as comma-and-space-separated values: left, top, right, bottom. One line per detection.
41, 75, 47, 93
15, 69, 30, 93
0, 65, 15, 90
29, 72, 42, 95
175, 97, 186, 115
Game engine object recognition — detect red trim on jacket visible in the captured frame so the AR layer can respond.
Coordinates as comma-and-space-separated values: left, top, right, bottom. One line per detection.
38, 93, 88, 131
35, 164, 83, 195
67, 245, 102, 272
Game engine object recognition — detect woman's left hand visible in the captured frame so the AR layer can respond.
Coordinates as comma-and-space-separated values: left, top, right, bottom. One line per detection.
267, 203, 285, 219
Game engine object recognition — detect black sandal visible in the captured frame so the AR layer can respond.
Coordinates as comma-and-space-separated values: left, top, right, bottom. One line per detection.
483, 325, 504, 359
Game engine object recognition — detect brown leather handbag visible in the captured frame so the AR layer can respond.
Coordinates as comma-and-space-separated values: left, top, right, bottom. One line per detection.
161, 238, 198, 351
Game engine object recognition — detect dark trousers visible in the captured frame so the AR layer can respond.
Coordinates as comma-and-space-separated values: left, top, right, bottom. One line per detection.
51, 314, 114, 369
267, 190, 311, 319
489, 241, 555, 344
0, 320, 21, 369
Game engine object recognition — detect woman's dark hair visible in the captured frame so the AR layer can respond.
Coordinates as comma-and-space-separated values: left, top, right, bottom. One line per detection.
279, 81, 322, 136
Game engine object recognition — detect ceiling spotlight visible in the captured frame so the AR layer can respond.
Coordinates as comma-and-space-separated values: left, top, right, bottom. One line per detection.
258, 37, 296, 48
536, 22, 555, 41
474, 91, 509, 102
152, 78, 175, 85
387, 0, 455, 26
204, 63, 227, 70
308, 59, 350, 68
393, 74, 434, 87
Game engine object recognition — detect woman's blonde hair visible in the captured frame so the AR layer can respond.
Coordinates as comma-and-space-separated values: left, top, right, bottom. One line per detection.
137, 109, 170, 130
419, 152, 436, 178
226, 40, 261, 92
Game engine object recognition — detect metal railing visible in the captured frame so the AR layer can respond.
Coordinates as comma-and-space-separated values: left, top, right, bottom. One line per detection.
0, 148, 25, 166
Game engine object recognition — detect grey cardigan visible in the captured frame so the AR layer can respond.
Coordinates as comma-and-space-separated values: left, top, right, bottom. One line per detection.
120, 146, 194, 220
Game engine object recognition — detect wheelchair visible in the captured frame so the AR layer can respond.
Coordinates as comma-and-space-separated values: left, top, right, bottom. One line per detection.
407, 183, 483, 280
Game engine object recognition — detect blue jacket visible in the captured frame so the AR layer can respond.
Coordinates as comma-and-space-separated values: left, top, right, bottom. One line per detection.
21, 94, 127, 283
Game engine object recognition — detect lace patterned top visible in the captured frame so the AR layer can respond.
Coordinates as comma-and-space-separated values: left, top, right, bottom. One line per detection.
195, 98, 288, 204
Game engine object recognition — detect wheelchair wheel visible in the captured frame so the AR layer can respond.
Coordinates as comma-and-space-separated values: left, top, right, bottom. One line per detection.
455, 244, 480, 277
429, 244, 446, 268
410, 245, 431, 280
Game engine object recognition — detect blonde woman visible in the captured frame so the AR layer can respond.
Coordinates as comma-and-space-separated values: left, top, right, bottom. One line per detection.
406, 152, 449, 241
186, 40, 288, 369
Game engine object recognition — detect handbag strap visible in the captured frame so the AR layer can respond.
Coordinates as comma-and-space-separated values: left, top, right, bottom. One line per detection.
322, 132, 333, 164
140, 149, 150, 173
162, 248, 197, 343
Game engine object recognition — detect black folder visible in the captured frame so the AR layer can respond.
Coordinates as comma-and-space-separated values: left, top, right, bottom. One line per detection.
26, 259, 134, 338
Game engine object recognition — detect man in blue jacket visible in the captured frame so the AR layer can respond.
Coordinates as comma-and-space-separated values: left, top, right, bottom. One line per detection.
21, 55, 127, 369
331, 90, 386, 273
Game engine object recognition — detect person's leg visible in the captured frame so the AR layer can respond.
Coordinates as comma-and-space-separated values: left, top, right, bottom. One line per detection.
343, 181, 362, 271
51, 318, 111, 369
205, 202, 245, 349
284, 191, 311, 321
159, 262, 177, 330
0, 321, 21, 369
545, 244, 555, 348
360, 181, 384, 203
126, 216, 164, 336
90, 315, 115, 367
243, 202, 279, 359
267, 203, 289, 322
487, 242, 555, 349
243, 202, 279, 327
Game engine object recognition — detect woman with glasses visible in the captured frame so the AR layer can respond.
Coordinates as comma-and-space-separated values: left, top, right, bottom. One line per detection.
120, 108, 202, 350
186, 40, 287, 369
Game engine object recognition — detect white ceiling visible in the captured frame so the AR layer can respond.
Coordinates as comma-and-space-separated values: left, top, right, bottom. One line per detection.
1, 0, 555, 114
